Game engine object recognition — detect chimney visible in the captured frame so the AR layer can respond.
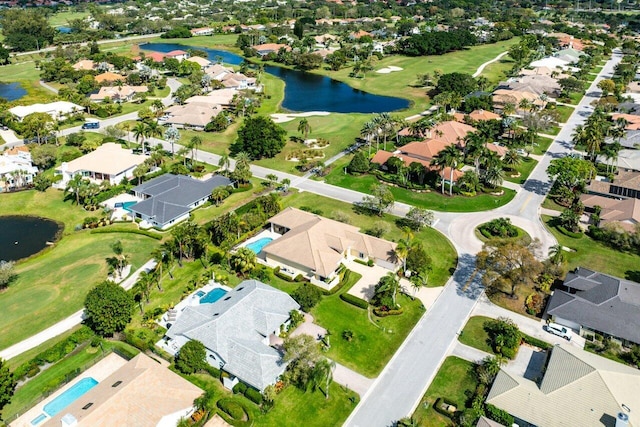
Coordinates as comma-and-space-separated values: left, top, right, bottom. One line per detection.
616, 412, 629, 427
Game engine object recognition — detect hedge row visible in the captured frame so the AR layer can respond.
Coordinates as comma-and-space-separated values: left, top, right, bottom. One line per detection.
433, 397, 458, 419
13, 327, 96, 381
273, 267, 307, 283
232, 382, 263, 405
521, 334, 553, 350
485, 403, 515, 426
217, 398, 247, 420
90, 227, 163, 240
340, 293, 369, 309
373, 307, 404, 317
556, 225, 583, 239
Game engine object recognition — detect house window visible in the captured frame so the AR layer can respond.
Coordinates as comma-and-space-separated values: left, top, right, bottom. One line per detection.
359, 252, 365, 259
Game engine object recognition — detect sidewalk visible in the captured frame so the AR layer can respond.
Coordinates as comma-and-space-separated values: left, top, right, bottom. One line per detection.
0, 259, 156, 361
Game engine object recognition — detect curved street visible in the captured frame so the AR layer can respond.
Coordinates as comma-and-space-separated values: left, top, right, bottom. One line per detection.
0, 46, 622, 426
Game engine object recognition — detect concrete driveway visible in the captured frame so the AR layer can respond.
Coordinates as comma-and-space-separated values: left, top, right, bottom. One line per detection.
346, 262, 393, 301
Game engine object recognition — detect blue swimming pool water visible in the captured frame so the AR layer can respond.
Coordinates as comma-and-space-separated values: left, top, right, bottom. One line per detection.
122, 201, 137, 212
43, 377, 98, 417
30, 414, 47, 425
195, 290, 205, 298
246, 237, 273, 254
200, 288, 228, 304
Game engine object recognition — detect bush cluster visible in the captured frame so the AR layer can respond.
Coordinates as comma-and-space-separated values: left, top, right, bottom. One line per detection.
217, 398, 248, 420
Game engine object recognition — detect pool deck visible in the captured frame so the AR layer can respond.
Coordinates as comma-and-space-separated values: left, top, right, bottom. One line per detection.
12, 353, 127, 427
237, 229, 281, 252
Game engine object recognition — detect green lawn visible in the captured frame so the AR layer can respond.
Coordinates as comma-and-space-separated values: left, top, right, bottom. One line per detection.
504, 156, 538, 184
285, 191, 457, 288
458, 316, 495, 354
47, 10, 90, 27
312, 291, 425, 378
323, 166, 516, 212
412, 356, 478, 427
479, 57, 515, 87
543, 215, 640, 280
3, 341, 139, 422
552, 105, 575, 123
0, 61, 56, 105
533, 136, 554, 155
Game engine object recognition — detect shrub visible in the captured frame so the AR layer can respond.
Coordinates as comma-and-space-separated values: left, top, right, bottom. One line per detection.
521, 334, 552, 350
479, 218, 518, 238
174, 340, 206, 374
291, 283, 322, 311
433, 397, 458, 418
340, 293, 369, 309
90, 227, 162, 240
245, 387, 263, 404
556, 224, 583, 239
373, 307, 404, 317
217, 398, 247, 420
485, 404, 514, 426
233, 382, 248, 394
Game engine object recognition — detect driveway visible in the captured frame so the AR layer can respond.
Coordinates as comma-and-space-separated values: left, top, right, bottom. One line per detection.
346, 262, 393, 301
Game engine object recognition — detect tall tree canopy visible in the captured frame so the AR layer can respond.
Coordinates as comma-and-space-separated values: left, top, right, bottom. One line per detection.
0, 9, 55, 51
84, 281, 134, 337
230, 116, 286, 159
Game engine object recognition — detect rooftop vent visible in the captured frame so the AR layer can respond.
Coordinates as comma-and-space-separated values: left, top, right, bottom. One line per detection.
81, 403, 93, 410
112, 381, 122, 388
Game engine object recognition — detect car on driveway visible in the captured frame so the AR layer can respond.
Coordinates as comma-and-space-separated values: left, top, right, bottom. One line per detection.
546, 322, 572, 341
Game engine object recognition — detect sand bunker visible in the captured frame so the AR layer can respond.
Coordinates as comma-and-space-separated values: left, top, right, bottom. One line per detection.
376, 66, 403, 74
270, 111, 330, 123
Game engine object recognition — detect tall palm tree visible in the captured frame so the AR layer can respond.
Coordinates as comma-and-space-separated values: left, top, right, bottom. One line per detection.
465, 132, 488, 174
297, 118, 312, 141
431, 145, 462, 196
164, 126, 180, 158
502, 149, 522, 171
218, 153, 231, 171
188, 136, 203, 164
145, 121, 163, 151
311, 358, 336, 399
502, 103, 516, 117
360, 120, 377, 155
133, 122, 147, 154
548, 244, 565, 266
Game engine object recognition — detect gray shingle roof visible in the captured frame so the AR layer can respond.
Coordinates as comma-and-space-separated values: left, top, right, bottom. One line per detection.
166, 280, 299, 391
129, 174, 232, 225
547, 267, 640, 344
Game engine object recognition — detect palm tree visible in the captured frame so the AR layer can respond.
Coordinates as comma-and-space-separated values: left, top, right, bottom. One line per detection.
483, 164, 504, 188
297, 118, 312, 141
211, 186, 230, 206
230, 247, 257, 277
218, 153, 231, 171
188, 136, 202, 165
431, 145, 462, 196
377, 272, 400, 306
548, 244, 565, 266
502, 149, 522, 171
65, 174, 86, 205
502, 103, 516, 117
145, 121, 163, 150
465, 132, 488, 174
133, 122, 147, 154
311, 358, 336, 399
164, 126, 180, 158
457, 170, 480, 194
151, 99, 164, 117
360, 120, 377, 155
134, 271, 153, 304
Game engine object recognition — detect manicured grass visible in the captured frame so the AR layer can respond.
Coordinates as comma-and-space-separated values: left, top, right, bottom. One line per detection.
312, 291, 425, 378
3, 341, 139, 422
412, 356, 478, 427
48, 10, 89, 27
504, 156, 538, 184
479, 57, 514, 87
541, 196, 565, 212
475, 224, 531, 245
254, 382, 358, 427
0, 231, 158, 349
189, 180, 262, 225
255, 113, 371, 175
543, 215, 640, 280
458, 315, 494, 354
6, 326, 82, 370
552, 105, 575, 123
154, 34, 241, 51
285, 191, 457, 288
0, 61, 56, 105
533, 136, 554, 155
543, 125, 561, 136
323, 167, 516, 212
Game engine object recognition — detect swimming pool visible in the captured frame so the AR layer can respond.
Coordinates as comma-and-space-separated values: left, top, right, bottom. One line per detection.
245, 237, 273, 254
43, 377, 98, 417
30, 413, 47, 425
200, 288, 228, 304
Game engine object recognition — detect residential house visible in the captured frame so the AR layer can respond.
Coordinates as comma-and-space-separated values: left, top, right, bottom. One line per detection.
0, 146, 38, 191
581, 194, 640, 232
128, 173, 233, 229
486, 344, 640, 427
529, 56, 578, 72
89, 85, 148, 103
165, 50, 189, 61
185, 56, 212, 69
94, 71, 126, 84
164, 102, 224, 130
586, 169, 640, 200
476, 417, 504, 427
190, 27, 213, 36
54, 143, 147, 188
453, 109, 501, 123
205, 64, 234, 80
627, 82, 640, 94
260, 207, 398, 287
219, 72, 257, 90
498, 74, 561, 97
555, 47, 586, 64
350, 30, 372, 40
72, 59, 95, 71
612, 113, 640, 131
139, 52, 166, 63
42, 354, 202, 427
252, 43, 290, 56
492, 89, 546, 112
164, 280, 300, 391
611, 130, 640, 149
546, 267, 640, 346
9, 101, 84, 122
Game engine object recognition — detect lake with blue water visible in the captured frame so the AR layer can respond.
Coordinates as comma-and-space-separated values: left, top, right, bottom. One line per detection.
142, 43, 409, 113
0, 216, 62, 262
0, 82, 27, 101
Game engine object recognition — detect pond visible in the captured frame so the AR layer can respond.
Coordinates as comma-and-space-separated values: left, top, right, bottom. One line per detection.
0, 216, 62, 262
0, 82, 27, 102
142, 43, 410, 113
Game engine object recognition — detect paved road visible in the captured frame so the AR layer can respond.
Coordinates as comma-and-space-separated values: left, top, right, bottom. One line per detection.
13, 33, 164, 57
344, 50, 622, 427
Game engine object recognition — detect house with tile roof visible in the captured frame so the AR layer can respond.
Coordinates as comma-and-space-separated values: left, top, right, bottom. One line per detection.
164, 280, 300, 391
487, 344, 640, 427
94, 71, 126, 84
260, 207, 398, 288
72, 59, 95, 71
252, 43, 291, 56
0, 146, 38, 192
546, 267, 640, 347
42, 354, 202, 427
128, 173, 233, 229
89, 85, 148, 103
580, 194, 640, 232
586, 169, 640, 200
453, 109, 501, 123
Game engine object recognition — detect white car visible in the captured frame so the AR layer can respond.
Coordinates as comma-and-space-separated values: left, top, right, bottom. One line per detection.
546, 322, 572, 341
